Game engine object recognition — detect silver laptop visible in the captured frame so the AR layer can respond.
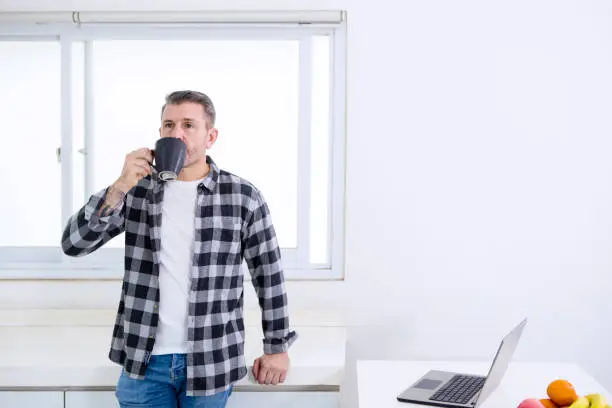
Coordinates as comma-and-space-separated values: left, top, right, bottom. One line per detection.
397, 318, 527, 408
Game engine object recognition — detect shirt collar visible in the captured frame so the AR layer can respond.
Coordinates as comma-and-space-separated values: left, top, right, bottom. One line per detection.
199, 155, 219, 192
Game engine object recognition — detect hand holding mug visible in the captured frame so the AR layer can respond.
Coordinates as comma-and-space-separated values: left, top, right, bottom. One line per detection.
113, 148, 154, 193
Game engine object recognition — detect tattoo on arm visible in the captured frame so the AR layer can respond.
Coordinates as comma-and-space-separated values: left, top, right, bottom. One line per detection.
98, 186, 126, 217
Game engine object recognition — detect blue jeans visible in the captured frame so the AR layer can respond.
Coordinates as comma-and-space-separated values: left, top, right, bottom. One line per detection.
115, 354, 233, 408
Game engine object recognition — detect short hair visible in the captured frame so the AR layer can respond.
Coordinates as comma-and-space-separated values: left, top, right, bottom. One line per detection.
161, 90, 216, 126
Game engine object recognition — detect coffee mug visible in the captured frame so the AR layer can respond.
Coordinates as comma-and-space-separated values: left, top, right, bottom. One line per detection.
152, 138, 187, 181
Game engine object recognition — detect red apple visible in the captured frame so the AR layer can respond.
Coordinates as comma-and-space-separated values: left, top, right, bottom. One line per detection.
517, 399, 546, 408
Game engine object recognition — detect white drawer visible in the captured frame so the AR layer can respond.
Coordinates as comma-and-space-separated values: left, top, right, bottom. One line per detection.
64, 390, 339, 408
0, 391, 63, 408
227, 391, 340, 408
65, 391, 118, 408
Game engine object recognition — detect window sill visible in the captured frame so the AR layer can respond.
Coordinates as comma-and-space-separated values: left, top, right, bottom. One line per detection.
0, 264, 343, 281
0, 308, 345, 328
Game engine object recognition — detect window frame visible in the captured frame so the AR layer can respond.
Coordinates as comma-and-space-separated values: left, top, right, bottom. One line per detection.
0, 18, 346, 281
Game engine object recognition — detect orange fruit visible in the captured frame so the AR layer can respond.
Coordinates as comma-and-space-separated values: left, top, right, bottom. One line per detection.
546, 379, 579, 406
540, 399, 559, 408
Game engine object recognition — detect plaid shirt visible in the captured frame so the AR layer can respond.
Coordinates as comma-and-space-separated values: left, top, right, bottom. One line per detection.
61, 156, 297, 396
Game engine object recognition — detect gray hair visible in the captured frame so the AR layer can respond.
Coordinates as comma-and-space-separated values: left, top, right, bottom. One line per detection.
161, 90, 216, 126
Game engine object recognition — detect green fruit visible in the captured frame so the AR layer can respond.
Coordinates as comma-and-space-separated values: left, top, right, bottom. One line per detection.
568, 396, 589, 408
586, 393, 608, 408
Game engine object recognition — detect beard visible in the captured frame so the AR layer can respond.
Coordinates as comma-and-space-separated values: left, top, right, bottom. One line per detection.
183, 148, 206, 168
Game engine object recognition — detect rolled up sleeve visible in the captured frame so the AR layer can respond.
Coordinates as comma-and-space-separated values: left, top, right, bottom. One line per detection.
243, 192, 297, 354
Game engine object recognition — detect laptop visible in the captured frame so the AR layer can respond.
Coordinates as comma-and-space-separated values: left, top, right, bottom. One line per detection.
397, 318, 528, 407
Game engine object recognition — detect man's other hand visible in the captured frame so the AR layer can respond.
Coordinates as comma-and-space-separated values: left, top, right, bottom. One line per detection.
252, 352, 289, 385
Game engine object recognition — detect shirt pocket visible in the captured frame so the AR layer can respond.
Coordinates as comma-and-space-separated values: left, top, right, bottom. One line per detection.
213, 217, 243, 264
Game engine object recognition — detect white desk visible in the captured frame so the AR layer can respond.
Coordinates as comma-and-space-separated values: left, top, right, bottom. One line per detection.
357, 360, 612, 408
0, 309, 346, 408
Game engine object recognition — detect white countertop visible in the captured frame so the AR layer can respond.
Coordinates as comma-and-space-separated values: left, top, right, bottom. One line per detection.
357, 360, 612, 408
0, 309, 345, 391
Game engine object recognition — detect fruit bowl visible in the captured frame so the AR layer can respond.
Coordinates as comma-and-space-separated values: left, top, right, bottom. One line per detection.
517, 379, 609, 408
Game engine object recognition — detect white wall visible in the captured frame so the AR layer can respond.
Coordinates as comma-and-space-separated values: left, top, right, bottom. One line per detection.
340, 1, 612, 405
2, 0, 612, 406
341, 1, 612, 406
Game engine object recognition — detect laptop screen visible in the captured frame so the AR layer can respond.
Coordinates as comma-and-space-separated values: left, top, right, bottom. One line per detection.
475, 318, 528, 407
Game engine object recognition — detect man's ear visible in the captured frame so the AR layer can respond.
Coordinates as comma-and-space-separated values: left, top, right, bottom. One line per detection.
158, 127, 162, 137
207, 128, 219, 149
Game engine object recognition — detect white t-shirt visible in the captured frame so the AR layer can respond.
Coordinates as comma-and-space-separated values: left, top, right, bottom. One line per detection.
152, 177, 204, 355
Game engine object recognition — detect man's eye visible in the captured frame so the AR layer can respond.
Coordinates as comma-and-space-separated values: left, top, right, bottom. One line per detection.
185, 123, 193, 128
164, 123, 173, 128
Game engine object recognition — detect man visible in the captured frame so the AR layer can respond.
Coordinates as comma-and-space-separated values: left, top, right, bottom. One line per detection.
61, 90, 297, 407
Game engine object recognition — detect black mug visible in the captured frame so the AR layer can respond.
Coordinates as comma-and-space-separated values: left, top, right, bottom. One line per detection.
153, 138, 187, 181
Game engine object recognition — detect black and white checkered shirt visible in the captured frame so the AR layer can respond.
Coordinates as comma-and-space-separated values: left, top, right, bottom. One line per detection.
61, 156, 297, 396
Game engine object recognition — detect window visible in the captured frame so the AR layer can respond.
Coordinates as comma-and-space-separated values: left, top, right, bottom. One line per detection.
0, 11, 346, 280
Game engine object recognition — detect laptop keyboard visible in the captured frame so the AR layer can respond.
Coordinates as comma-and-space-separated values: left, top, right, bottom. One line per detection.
429, 375, 485, 405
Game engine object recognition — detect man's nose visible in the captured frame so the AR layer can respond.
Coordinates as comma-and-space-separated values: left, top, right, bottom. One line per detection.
168, 129, 186, 140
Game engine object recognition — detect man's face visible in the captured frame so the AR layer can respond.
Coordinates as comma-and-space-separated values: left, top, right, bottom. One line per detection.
159, 102, 217, 168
